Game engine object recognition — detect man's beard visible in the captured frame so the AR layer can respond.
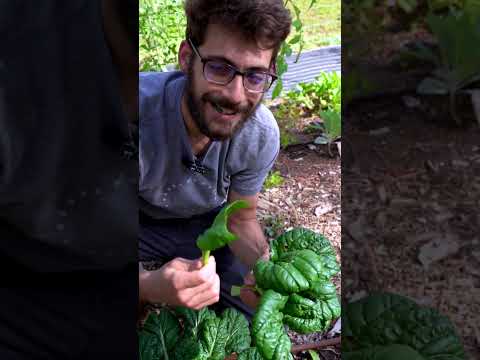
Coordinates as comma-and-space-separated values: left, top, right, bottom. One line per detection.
184, 65, 262, 141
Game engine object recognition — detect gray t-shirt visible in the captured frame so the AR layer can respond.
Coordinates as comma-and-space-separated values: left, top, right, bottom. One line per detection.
139, 71, 279, 219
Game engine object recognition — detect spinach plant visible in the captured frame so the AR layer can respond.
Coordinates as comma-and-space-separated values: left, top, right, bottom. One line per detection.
343, 292, 465, 360
415, 6, 480, 125
139, 307, 253, 360
312, 110, 341, 156
234, 228, 341, 360
264, 170, 285, 190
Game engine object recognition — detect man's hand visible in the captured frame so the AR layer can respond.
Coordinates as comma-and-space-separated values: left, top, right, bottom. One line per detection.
227, 191, 270, 269
239, 271, 262, 309
139, 256, 220, 310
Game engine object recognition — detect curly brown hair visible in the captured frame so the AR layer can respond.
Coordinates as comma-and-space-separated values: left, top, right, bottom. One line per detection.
184, 0, 291, 65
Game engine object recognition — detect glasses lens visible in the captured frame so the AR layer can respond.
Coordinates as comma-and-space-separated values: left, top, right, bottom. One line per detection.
245, 72, 270, 92
204, 61, 234, 84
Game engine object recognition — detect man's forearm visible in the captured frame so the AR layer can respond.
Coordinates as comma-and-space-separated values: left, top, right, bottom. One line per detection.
228, 218, 269, 270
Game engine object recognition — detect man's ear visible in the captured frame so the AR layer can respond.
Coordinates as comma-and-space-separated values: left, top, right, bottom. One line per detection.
271, 60, 277, 74
178, 40, 192, 73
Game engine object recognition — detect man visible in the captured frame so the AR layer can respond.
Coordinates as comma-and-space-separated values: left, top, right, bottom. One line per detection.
139, 0, 292, 317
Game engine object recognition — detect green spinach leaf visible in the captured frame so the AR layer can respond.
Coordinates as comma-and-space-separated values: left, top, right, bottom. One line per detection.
221, 308, 251, 355
139, 309, 181, 360
270, 228, 339, 278
252, 290, 292, 360
196, 200, 249, 264
254, 249, 327, 294
343, 293, 465, 360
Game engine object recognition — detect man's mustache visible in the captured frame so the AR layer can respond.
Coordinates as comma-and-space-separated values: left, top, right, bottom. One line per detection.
202, 93, 251, 114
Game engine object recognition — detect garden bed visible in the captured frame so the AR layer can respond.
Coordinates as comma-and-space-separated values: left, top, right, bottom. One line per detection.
343, 91, 480, 358
258, 139, 341, 360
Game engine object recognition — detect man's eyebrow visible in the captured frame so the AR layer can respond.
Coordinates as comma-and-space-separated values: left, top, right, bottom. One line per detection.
204, 55, 271, 72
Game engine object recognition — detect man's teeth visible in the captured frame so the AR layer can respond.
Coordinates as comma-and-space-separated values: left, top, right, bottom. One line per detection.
211, 101, 235, 115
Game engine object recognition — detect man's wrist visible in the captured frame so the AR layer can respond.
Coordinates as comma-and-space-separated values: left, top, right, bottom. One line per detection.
260, 248, 270, 261
139, 268, 152, 304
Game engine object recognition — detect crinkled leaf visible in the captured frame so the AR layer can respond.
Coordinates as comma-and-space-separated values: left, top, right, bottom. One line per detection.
237, 347, 264, 360
175, 307, 216, 338
139, 309, 181, 360
343, 292, 465, 359
196, 200, 249, 252
254, 250, 326, 294
139, 328, 162, 360
173, 336, 206, 360
252, 290, 291, 360
199, 317, 229, 360
283, 283, 340, 334
221, 308, 251, 355
270, 228, 339, 278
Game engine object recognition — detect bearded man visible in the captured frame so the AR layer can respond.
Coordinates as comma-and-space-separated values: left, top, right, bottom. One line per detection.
138, 0, 291, 318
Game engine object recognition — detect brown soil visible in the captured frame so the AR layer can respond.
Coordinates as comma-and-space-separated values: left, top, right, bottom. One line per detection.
343, 92, 480, 358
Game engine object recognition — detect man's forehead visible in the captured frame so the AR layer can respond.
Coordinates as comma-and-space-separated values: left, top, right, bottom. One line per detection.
200, 24, 274, 69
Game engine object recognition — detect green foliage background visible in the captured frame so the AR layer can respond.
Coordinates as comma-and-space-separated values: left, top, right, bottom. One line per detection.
139, 0, 186, 72
139, 0, 340, 72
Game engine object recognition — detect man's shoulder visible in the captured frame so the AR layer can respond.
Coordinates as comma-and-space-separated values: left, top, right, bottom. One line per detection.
139, 71, 185, 120
229, 103, 279, 158
242, 103, 279, 139
139, 71, 185, 97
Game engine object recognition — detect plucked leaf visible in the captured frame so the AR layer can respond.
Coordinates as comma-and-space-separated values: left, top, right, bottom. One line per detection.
196, 200, 249, 252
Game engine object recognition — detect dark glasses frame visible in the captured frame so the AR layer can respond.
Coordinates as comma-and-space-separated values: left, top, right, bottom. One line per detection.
187, 38, 278, 93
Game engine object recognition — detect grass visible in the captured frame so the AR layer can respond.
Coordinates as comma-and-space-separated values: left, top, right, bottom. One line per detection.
286, 0, 341, 50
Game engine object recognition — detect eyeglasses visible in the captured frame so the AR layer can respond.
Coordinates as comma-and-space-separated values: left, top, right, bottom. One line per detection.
188, 38, 277, 94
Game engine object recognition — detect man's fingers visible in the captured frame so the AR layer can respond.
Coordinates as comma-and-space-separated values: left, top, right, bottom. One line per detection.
171, 256, 217, 289
182, 273, 220, 309
243, 271, 256, 286
239, 287, 260, 309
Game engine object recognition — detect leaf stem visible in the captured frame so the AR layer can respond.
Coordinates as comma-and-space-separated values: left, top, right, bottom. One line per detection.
230, 284, 263, 297
202, 250, 210, 266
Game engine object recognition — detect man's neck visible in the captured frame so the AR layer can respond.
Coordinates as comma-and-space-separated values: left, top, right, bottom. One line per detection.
181, 94, 211, 156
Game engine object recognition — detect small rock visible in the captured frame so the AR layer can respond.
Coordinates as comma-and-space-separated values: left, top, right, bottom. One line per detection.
315, 204, 333, 217
418, 234, 460, 269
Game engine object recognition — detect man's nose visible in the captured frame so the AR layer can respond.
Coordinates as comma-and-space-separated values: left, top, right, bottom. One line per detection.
225, 73, 246, 105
